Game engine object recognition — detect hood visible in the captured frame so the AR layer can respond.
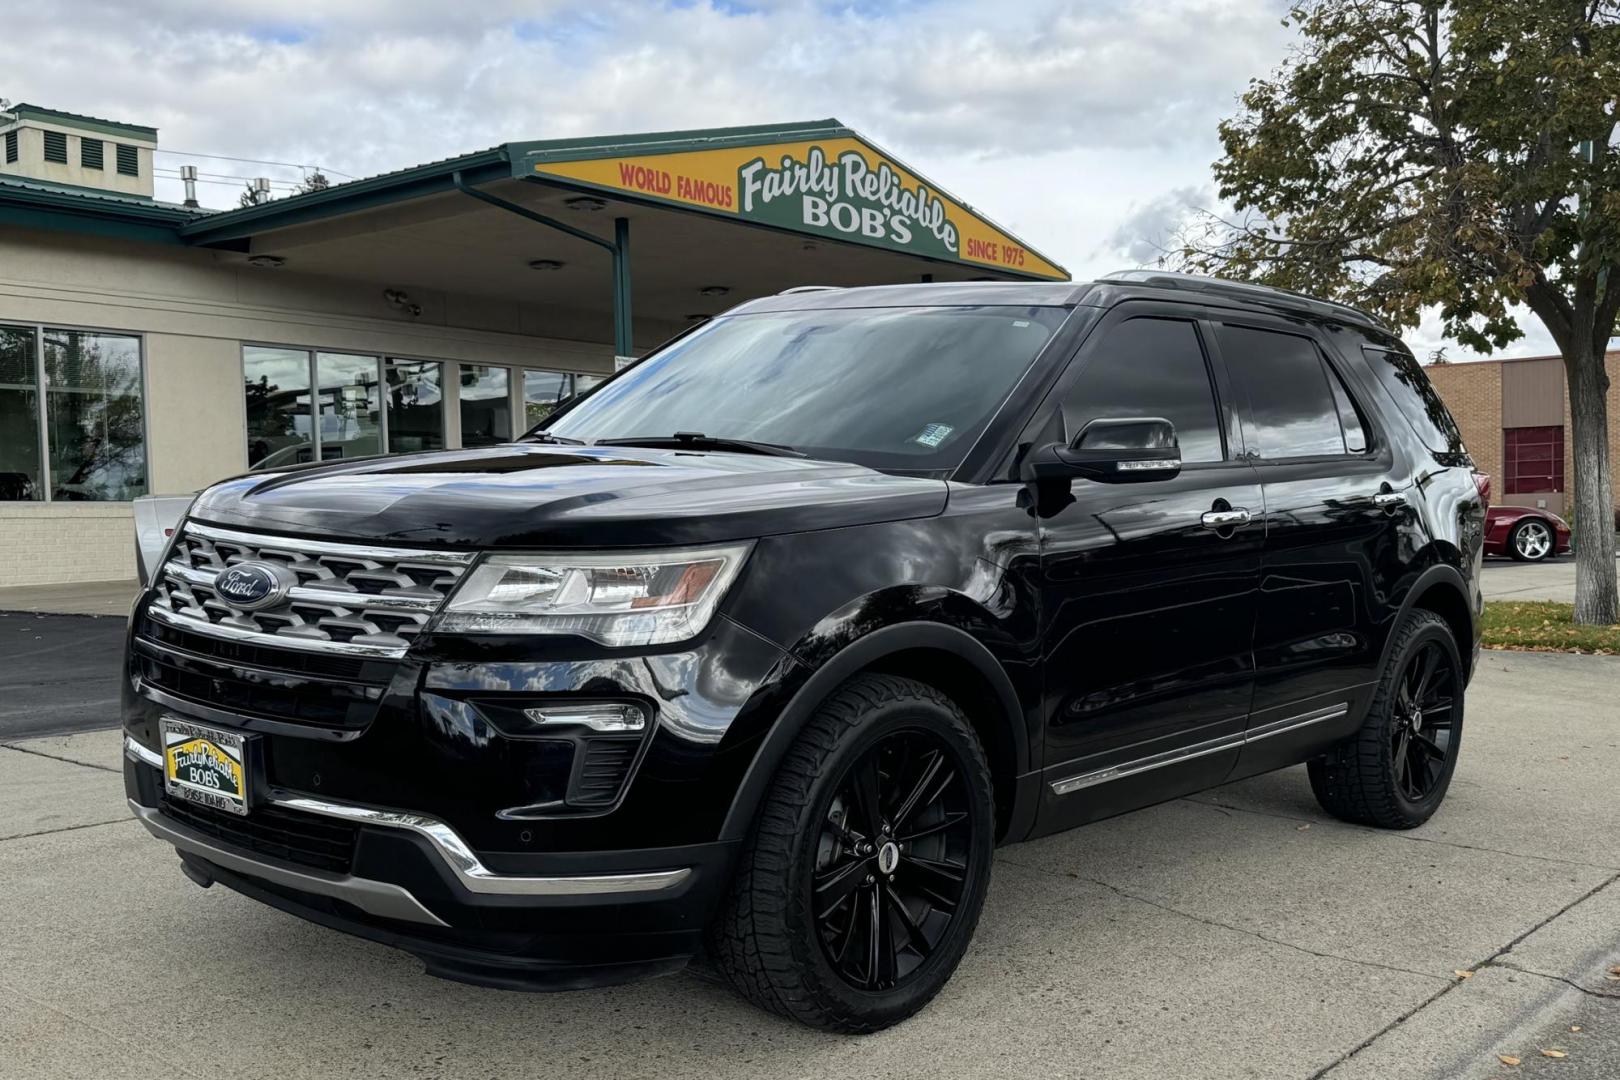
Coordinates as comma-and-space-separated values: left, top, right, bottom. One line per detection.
187, 443, 948, 548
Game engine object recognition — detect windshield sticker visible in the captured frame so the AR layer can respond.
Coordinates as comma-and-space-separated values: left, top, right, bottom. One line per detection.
912, 423, 955, 448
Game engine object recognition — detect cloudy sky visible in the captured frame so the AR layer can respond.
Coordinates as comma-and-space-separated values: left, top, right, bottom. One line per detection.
6, 0, 1563, 360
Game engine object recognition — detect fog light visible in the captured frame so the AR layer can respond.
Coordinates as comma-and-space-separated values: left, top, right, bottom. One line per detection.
521, 702, 647, 733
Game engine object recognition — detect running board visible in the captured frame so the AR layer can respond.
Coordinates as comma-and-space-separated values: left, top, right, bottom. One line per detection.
1049, 702, 1349, 796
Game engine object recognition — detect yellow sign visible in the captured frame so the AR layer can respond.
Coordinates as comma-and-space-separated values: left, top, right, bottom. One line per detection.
528, 136, 1067, 281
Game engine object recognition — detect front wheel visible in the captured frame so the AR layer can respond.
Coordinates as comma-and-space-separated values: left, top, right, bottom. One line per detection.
1308, 609, 1464, 829
708, 674, 995, 1032
1508, 518, 1554, 561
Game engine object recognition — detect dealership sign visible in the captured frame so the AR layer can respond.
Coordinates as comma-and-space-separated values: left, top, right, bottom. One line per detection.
522, 135, 1067, 281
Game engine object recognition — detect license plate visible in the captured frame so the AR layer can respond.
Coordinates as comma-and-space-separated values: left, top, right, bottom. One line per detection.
162, 718, 250, 816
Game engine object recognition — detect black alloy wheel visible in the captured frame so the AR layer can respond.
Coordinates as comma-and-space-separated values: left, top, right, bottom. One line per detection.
709, 673, 995, 1032
1308, 608, 1464, 829
1389, 639, 1458, 801
812, 729, 975, 991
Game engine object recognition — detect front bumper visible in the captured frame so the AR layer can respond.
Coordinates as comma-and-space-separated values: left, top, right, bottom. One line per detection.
125, 741, 738, 989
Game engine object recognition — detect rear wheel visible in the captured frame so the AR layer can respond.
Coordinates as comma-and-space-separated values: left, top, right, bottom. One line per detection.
709, 673, 995, 1032
1308, 609, 1463, 829
1508, 518, 1553, 561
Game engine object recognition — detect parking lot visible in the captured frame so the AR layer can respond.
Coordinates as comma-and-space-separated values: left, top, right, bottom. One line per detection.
3, 630, 1618, 1078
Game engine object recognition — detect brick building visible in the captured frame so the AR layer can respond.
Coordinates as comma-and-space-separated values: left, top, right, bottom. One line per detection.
1425, 351, 1620, 519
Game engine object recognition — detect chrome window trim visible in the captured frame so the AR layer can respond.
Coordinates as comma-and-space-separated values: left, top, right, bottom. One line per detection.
1050, 701, 1350, 796
124, 742, 691, 899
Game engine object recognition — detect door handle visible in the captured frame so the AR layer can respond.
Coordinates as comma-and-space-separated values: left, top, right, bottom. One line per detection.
1200, 508, 1251, 530
1372, 491, 1404, 510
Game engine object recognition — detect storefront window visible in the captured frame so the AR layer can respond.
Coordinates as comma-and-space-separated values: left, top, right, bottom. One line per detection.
244, 346, 315, 469
522, 369, 573, 427
315, 352, 383, 461
0, 326, 41, 500
459, 364, 510, 447
42, 329, 146, 501
386, 360, 444, 453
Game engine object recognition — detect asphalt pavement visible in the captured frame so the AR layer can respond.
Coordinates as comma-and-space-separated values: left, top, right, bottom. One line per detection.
2, 649, 1618, 1080
0, 611, 126, 739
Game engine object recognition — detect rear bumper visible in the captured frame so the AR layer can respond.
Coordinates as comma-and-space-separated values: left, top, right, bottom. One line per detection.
125, 743, 738, 990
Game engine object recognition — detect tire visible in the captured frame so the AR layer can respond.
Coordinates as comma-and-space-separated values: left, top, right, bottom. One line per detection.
708, 673, 995, 1032
1508, 518, 1554, 562
1308, 609, 1464, 829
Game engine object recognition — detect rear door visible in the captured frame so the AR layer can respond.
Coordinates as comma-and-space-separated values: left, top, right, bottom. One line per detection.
1032, 304, 1264, 834
1209, 317, 1414, 774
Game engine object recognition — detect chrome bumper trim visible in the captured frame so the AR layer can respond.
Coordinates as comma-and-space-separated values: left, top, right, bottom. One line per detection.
274, 794, 693, 896
1050, 700, 1351, 796
125, 735, 163, 769
128, 798, 450, 927
124, 744, 693, 898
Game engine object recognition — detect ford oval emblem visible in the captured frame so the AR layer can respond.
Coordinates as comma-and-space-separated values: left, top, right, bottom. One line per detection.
213, 562, 291, 611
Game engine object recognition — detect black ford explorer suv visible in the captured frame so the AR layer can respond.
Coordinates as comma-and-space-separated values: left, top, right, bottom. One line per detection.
124, 272, 1485, 1032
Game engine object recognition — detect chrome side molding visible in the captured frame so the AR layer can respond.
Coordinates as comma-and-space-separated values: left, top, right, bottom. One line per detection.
1049, 701, 1351, 796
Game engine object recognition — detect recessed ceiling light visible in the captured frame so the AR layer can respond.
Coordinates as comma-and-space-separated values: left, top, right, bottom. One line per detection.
699, 285, 730, 297
246, 254, 286, 269
528, 259, 564, 271
564, 196, 607, 212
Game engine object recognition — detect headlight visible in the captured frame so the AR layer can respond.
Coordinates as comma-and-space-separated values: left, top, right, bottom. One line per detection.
436, 543, 752, 646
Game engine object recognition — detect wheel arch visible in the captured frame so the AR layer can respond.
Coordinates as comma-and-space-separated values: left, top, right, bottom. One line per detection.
718, 620, 1034, 845
1381, 563, 1475, 685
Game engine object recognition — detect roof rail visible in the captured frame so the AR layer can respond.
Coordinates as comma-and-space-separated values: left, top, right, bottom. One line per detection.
776, 285, 843, 295
1100, 270, 1386, 329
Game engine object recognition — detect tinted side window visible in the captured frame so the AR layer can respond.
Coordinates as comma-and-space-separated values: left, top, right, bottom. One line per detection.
1064, 317, 1224, 463
1218, 325, 1345, 459
1360, 346, 1468, 459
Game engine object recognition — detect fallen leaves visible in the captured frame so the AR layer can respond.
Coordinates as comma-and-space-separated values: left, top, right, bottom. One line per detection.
1541, 1049, 1567, 1059
1570, 1025, 1582, 1033
1498, 1054, 1521, 1066
1454, 969, 1474, 979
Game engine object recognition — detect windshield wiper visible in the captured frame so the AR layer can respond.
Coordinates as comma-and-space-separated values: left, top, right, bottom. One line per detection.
525, 431, 586, 446
596, 432, 806, 458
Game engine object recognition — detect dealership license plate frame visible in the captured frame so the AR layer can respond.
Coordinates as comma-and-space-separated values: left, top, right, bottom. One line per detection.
161, 717, 254, 816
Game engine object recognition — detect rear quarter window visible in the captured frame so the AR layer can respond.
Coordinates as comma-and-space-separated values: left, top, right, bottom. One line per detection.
1360, 346, 1470, 463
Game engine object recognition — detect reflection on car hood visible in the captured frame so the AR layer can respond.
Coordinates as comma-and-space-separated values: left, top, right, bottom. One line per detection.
187, 444, 948, 548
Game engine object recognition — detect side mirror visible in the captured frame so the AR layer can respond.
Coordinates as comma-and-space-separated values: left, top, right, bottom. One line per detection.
1020, 417, 1182, 483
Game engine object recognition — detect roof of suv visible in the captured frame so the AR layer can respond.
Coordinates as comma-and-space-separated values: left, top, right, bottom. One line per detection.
730, 271, 1387, 332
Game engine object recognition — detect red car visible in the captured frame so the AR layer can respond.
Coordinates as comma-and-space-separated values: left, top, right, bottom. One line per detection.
1485, 504, 1572, 561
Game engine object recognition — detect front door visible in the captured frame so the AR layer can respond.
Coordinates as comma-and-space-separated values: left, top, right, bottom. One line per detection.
1031, 307, 1263, 835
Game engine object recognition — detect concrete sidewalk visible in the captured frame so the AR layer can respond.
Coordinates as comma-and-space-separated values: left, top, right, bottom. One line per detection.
3, 650, 1618, 1079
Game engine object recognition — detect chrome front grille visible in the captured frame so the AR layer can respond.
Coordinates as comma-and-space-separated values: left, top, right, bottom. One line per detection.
146, 522, 476, 658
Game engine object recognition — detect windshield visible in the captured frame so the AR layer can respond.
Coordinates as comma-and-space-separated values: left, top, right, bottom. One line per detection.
539, 305, 1066, 470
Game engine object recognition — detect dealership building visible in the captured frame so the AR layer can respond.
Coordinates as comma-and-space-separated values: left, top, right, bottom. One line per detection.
0, 104, 1066, 586
1426, 351, 1620, 520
